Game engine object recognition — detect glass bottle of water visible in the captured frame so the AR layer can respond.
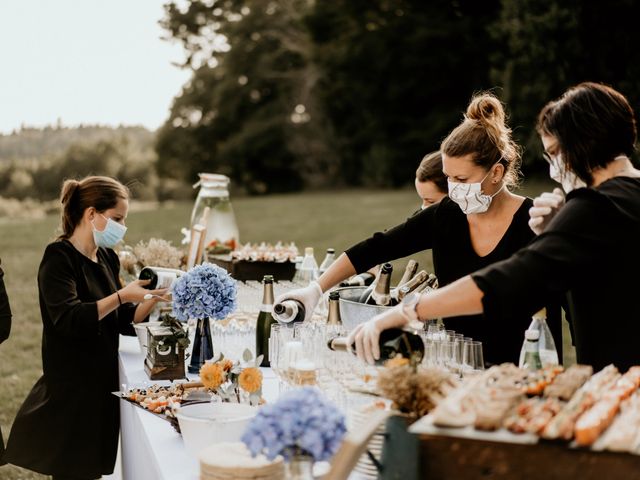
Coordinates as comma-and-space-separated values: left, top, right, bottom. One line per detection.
318, 248, 336, 276
293, 247, 319, 286
521, 329, 543, 371
518, 308, 559, 368
190, 173, 240, 254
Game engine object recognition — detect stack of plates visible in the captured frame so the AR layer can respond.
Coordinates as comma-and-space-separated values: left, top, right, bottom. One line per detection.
348, 405, 386, 479
199, 442, 284, 480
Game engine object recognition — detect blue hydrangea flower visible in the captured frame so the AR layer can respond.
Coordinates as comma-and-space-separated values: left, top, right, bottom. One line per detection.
171, 263, 237, 321
241, 387, 347, 462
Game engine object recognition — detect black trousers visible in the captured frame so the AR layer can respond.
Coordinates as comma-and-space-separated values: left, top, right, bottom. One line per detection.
52, 476, 100, 480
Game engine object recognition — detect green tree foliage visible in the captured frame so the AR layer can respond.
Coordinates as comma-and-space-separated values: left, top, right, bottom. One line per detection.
309, 0, 501, 186
157, 0, 339, 194
491, 0, 640, 166
158, 0, 502, 191
0, 128, 163, 201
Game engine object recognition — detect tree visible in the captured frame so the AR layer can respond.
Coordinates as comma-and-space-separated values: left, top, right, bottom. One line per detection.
157, 0, 338, 194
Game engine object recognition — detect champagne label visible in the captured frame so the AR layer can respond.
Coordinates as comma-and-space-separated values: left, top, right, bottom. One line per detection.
156, 272, 178, 289
260, 304, 273, 313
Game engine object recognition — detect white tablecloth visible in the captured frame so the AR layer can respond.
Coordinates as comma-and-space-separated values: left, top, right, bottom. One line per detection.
117, 335, 365, 480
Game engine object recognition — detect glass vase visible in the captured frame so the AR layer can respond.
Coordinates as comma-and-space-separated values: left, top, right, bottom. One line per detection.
188, 318, 214, 374
285, 454, 314, 480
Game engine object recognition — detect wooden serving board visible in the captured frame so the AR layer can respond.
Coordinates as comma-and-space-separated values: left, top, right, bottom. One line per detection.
379, 415, 640, 480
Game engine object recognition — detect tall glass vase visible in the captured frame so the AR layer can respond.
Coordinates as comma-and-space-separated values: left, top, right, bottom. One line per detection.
188, 318, 214, 374
285, 454, 314, 480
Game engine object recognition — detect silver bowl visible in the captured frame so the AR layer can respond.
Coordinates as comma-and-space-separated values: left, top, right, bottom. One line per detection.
336, 286, 393, 332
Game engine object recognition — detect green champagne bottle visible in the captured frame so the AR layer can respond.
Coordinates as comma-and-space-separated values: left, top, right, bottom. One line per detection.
256, 275, 276, 367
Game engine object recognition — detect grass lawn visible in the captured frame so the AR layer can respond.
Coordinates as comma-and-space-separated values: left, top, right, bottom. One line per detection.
0, 183, 574, 479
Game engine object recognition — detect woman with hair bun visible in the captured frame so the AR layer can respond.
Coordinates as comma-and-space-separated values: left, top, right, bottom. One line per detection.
278, 92, 563, 365
351, 82, 640, 371
4, 176, 168, 479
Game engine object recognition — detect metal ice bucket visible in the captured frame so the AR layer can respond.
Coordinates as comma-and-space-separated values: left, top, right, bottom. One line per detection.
336, 286, 394, 332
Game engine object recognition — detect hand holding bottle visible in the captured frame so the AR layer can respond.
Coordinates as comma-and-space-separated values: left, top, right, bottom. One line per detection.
119, 279, 169, 304
274, 281, 322, 322
347, 304, 411, 365
528, 188, 565, 235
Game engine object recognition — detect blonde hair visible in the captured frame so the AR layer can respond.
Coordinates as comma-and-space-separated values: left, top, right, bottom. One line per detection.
59, 176, 129, 239
441, 92, 522, 188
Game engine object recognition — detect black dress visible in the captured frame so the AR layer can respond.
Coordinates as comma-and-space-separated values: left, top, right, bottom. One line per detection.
4, 240, 138, 478
472, 177, 640, 372
345, 196, 564, 365
0, 259, 12, 465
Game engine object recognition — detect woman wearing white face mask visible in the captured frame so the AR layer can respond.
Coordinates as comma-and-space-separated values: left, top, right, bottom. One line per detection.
4, 176, 168, 480
350, 82, 640, 372
276, 93, 563, 365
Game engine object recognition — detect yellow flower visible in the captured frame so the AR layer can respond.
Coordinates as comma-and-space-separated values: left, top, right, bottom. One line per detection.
239, 367, 263, 393
200, 362, 226, 390
384, 356, 410, 369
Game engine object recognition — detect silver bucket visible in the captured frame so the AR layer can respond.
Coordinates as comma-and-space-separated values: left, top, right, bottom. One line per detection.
335, 286, 393, 332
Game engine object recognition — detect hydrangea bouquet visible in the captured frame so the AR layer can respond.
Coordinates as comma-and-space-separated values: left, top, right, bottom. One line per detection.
171, 262, 237, 321
241, 387, 347, 464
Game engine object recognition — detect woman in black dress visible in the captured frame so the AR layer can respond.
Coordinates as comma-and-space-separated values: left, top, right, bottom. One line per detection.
278, 92, 563, 365
0, 258, 12, 465
351, 82, 640, 371
4, 176, 168, 480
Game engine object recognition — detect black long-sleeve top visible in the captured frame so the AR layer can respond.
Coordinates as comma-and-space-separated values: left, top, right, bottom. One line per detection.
345, 196, 564, 365
5, 240, 138, 478
472, 177, 640, 372
0, 259, 12, 464
0, 260, 11, 344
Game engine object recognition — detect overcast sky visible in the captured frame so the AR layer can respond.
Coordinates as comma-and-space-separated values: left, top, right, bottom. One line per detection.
0, 0, 191, 133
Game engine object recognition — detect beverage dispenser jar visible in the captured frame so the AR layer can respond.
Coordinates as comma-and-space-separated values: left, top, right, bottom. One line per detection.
190, 173, 240, 254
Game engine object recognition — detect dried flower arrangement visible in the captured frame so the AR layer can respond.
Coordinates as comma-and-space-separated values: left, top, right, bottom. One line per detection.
117, 238, 185, 280
377, 363, 460, 419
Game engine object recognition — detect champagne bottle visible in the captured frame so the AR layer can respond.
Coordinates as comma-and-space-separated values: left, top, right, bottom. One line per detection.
392, 270, 428, 302
521, 329, 543, 371
414, 273, 438, 294
326, 291, 342, 325
138, 266, 184, 290
327, 328, 425, 365
256, 275, 276, 367
361, 263, 393, 306
339, 271, 376, 288
319, 248, 336, 276
273, 299, 306, 325
397, 260, 419, 288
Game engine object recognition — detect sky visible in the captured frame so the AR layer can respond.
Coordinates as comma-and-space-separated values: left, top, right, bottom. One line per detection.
0, 0, 192, 134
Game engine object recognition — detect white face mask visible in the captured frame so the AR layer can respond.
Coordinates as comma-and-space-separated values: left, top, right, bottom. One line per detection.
548, 153, 586, 193
447, 166, 503, 215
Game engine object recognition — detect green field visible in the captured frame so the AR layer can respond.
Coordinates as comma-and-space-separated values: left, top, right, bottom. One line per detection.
0, 185, 574, 479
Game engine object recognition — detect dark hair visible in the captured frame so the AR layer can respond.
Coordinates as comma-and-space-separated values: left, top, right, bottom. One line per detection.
537, 82, 637, 185
441, 92, 522, 189
59, 176, 129, 239
416, 151, 448, 193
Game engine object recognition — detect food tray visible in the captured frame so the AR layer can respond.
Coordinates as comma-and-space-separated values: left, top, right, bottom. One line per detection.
113, 383, 212, 433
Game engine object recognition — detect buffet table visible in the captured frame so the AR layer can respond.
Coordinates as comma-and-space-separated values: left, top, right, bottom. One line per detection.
117, 335, 365, 480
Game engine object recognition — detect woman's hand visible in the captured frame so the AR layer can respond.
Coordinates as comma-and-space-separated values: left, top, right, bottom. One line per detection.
347, 305, 410, 364
119, 279, 169, 304
528, 188, 565, 235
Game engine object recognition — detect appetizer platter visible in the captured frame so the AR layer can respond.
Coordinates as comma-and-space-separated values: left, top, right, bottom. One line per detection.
113, 381, 211, 432
410, 362, 640, 455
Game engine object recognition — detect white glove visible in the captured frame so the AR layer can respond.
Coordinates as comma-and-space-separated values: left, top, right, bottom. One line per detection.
528, 188, 565, 235
275, 281, 323, 322
347, 305, 410, 365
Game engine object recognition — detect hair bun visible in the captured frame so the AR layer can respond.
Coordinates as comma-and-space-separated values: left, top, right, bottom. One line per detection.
466, 93, 505, 125
60, 179, 81, 205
